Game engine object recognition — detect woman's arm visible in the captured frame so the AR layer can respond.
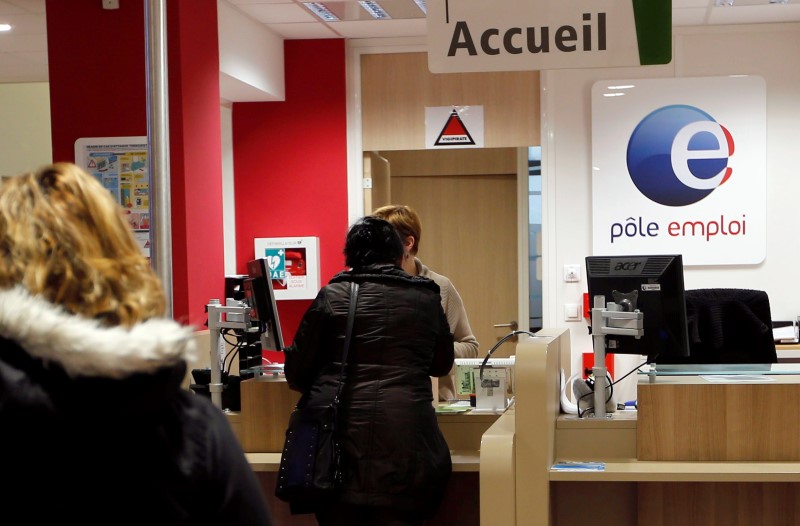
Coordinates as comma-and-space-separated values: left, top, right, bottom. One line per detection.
428, 302, 455, 378
446, 284, 480, 359
283, 288, 330, 392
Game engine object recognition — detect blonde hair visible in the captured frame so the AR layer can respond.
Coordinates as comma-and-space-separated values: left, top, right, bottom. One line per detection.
0, 163, 165, 326
372, 204, 422, 255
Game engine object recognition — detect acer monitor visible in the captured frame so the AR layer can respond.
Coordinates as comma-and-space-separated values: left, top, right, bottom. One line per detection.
243, 258, 285, 352
585, 254, 690, 363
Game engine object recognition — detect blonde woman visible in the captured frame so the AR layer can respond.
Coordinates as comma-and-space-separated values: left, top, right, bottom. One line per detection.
0, 163, 272, 525
373, 204, 480, 401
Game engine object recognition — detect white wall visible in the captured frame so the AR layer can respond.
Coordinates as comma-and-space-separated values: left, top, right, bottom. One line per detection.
543, 23, 800, 401
218, 0, 285, 103
0, 82, 52, 176
221, 102, 237, 275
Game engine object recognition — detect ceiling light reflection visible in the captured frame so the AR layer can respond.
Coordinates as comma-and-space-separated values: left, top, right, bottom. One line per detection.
358, 1, 391, 19
303, 3, 340, 22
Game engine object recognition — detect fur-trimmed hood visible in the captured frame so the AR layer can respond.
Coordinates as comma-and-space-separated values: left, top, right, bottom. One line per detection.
0, 286, 196, 379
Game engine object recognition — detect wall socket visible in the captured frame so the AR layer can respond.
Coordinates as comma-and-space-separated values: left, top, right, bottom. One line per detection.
563, 264, 580, 282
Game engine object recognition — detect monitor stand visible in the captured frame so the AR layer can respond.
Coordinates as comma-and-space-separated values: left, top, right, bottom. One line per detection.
206, 298, 254, 409
590, 295, 644, 418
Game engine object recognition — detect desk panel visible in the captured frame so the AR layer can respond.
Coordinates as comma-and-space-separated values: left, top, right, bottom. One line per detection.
637, 375, 800, 461
639, 482, 800, 526
240, 378, 301, 453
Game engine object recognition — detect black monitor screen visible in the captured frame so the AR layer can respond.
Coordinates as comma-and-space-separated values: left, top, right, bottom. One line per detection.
585, 254, 690, 362
243, 258, 284, 352
224, 274, 248, 301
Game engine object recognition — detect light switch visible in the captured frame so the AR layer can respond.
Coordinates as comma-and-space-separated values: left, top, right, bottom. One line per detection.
565, 303, 581, 321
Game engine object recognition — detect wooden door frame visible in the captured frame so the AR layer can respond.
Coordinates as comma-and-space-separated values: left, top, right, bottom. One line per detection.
346, 40, 533, 335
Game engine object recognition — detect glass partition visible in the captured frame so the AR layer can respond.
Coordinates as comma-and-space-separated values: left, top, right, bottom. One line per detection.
640, 362, 800, 376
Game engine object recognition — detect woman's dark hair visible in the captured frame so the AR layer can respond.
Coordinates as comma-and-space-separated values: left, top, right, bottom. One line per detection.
344, 216, 404, 269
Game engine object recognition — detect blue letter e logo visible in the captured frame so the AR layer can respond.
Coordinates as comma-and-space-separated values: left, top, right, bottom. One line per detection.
627, 105, 734, 207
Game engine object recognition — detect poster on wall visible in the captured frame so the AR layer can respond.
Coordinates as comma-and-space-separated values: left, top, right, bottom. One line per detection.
425, 106, 484, 149
591, 76, 767, 265
254, 237, 320, 300
74, 136, 150, 257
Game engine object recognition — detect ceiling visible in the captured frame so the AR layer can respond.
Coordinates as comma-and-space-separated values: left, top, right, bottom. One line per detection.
0, 0, 798, 84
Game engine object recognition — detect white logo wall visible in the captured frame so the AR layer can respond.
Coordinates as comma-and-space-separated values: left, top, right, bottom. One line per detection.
591, 76, 767, 265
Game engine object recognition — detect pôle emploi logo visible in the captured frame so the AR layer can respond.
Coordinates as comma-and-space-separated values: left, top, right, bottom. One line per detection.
627, 105, 733, 206
609, 104, 746, 244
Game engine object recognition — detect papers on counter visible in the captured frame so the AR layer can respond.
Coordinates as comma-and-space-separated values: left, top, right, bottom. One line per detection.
552, 461, 606, 472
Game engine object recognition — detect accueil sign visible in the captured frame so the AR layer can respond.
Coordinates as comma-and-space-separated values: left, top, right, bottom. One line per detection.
427, 0, 671, 73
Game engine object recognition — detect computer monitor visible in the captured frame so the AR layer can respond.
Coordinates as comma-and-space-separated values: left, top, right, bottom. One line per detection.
243, 258, 285, 352
585, 254, 690, 363
224, 274, 248, 301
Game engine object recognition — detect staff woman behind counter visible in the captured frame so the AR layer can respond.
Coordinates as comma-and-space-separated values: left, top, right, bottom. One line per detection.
373, 204, 480, 401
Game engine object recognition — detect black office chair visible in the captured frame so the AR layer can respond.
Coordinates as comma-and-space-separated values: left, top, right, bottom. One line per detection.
680, 288, 777, 364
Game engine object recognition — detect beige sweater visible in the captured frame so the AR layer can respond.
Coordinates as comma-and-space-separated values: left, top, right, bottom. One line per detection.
416, 258, 480, 401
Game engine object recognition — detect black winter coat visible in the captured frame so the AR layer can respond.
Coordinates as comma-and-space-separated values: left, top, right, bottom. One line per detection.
0, 287, 273, 526
284, 265, 455, 516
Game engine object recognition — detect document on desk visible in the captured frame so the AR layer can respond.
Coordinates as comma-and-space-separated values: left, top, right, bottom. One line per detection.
435, 402, 471, 413
700, 375, 776, 382
551, 461, 606, 472
773, 324, 799, 343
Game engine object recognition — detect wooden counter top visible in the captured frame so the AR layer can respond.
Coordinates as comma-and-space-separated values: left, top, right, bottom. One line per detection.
550, 459, 800, 482
245, 449, 481, 473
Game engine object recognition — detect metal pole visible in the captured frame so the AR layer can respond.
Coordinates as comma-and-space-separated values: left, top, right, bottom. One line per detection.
207, 301, 224, 409
145, 0, 173, 318
591, 296, 608, 418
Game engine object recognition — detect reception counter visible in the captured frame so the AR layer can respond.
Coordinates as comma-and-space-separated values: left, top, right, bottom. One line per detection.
481, 329, 800, 526
226, 375, 502, 525
219, 328, 800, 525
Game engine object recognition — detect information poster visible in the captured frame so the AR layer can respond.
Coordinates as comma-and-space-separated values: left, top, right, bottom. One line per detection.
254, 237, 320, 300
75, 137, 150, 257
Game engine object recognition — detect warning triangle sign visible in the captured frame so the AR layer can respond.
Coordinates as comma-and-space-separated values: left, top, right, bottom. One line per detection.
88, 159, 96, 168
435, 110, 475, 146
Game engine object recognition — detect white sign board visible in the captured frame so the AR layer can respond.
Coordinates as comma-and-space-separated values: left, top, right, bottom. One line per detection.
591, 76, 767, 265
254, 237, 320, 300
427, 0, 671, 73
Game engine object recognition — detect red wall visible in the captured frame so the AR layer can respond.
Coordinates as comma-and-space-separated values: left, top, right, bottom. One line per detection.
232, 39, 350, 352
45, 0, 224, 327
47, 0, 147, 162
44, 3, 347, 339
166, 0, 225, 326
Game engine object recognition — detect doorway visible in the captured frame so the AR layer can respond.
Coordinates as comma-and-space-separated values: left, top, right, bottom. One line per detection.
364, 147, 523, 355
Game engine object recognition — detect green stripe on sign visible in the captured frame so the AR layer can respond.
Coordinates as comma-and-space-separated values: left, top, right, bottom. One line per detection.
631, 0, 672, 65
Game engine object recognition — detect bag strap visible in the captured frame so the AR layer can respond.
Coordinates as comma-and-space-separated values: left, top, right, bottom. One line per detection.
334, 281, 358, 404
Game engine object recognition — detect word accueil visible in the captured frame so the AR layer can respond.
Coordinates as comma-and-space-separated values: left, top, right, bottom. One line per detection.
610, 215, 747, 243
448, 13, 607, 57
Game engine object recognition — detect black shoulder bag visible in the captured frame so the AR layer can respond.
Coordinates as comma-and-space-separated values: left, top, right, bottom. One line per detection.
275, 281, 358, 513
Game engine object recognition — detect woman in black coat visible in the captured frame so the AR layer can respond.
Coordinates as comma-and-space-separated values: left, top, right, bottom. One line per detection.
0, 163, 272, 525
284, 216, 455, 525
